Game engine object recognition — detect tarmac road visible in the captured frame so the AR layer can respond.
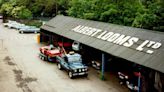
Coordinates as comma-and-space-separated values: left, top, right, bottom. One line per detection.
0, 20, 129, 92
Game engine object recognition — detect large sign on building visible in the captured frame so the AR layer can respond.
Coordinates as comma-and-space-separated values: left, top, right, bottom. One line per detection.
72, 25, 162, 54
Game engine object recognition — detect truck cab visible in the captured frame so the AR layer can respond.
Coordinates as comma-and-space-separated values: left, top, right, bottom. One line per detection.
56, 52, 88, 78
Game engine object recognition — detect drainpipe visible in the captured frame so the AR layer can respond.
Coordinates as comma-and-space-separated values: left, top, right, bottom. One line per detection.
101, 53, 105, 80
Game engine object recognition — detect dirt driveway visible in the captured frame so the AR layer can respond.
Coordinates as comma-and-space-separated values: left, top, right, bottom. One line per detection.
0, 20, 129, 92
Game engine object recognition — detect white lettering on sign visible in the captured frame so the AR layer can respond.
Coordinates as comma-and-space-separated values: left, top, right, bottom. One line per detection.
123, 37, 139, 47
72, 25, 102, 36
97, 31, 108, 39
72, 25, 162, 54
107, 33, 121, 42
72, 25, 83, 32
147, 41, 155, 47
152, 42, 162, 49
113, 35, 131, 45
91, 28, 102, 36
101, 32, 114, 40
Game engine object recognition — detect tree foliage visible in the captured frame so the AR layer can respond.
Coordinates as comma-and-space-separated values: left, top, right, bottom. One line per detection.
11, 6, 32, 19
0, 2, 13, 16
0, 0, 163, 31
67, 0, 164, 31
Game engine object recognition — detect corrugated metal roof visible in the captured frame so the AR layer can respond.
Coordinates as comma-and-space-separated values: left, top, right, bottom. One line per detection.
41, 15, 164, 73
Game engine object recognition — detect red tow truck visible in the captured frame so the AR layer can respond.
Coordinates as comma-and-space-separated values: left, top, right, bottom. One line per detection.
39, 40, 80, 62
39, 45, 63, 62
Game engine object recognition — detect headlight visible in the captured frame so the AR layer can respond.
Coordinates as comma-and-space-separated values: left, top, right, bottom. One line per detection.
126, 81, 129, 84
79, 69, 81, 72
125, 76, 128, 79
85, 68, 87, 71
74, 69, 77, 72
82, 69, 85, 71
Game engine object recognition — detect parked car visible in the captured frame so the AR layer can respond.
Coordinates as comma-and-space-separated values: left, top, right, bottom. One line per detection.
3, 20, 17, 27
91, 60, 101, 70
56, 51, 88, 78
117, 64, 142, 92
3, 20, 23, 29
118, 71, 140, 91
72, 41, 81, 51
3, 23, 9, 27
39, 45, 62, 62
13, 23, 26, 30
19, 26, 40, 33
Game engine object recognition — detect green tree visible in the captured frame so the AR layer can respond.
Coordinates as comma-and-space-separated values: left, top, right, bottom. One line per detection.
0, 2, 14, 16
11, 6, 32, 19
132, 0, 164, 31
43, 0, 57, 17
1, 0, 163, 31
58, 0, 69, 15
68, 0, 164, 31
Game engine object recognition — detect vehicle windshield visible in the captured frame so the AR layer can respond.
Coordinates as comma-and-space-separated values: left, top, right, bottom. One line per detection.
66, 54, 82, 63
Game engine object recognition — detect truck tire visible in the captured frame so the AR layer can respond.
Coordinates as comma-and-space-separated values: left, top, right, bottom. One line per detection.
41, 56, 44, 60
57, 63, 62, 70
41, 56, 45, 61
68, 71, 74, 79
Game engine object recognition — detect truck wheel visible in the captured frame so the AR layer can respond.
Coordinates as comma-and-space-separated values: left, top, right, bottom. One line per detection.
68, 71, 73, 79
57, 63, 62, 70
41, 56, 43, 60
41, 56, 45, 61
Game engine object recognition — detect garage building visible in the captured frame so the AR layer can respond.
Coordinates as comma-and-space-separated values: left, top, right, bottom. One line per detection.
40, 15, 164, 92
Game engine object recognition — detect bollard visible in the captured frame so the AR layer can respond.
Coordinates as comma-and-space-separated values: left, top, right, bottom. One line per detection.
37, 34, 40, 44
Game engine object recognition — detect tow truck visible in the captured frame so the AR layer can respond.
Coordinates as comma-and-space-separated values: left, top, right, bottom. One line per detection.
56, 51, 88, 79
39, 45, 62, 62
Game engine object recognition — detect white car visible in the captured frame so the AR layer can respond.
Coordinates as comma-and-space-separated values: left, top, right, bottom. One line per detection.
72, 41, 81, 51
19, 26, 40, 34
0, 15, 3, 19
3, 20, 20, 28
13, 24, 26, 30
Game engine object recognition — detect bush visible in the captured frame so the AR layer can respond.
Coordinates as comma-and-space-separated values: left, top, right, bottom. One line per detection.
24, 20, 43, 28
